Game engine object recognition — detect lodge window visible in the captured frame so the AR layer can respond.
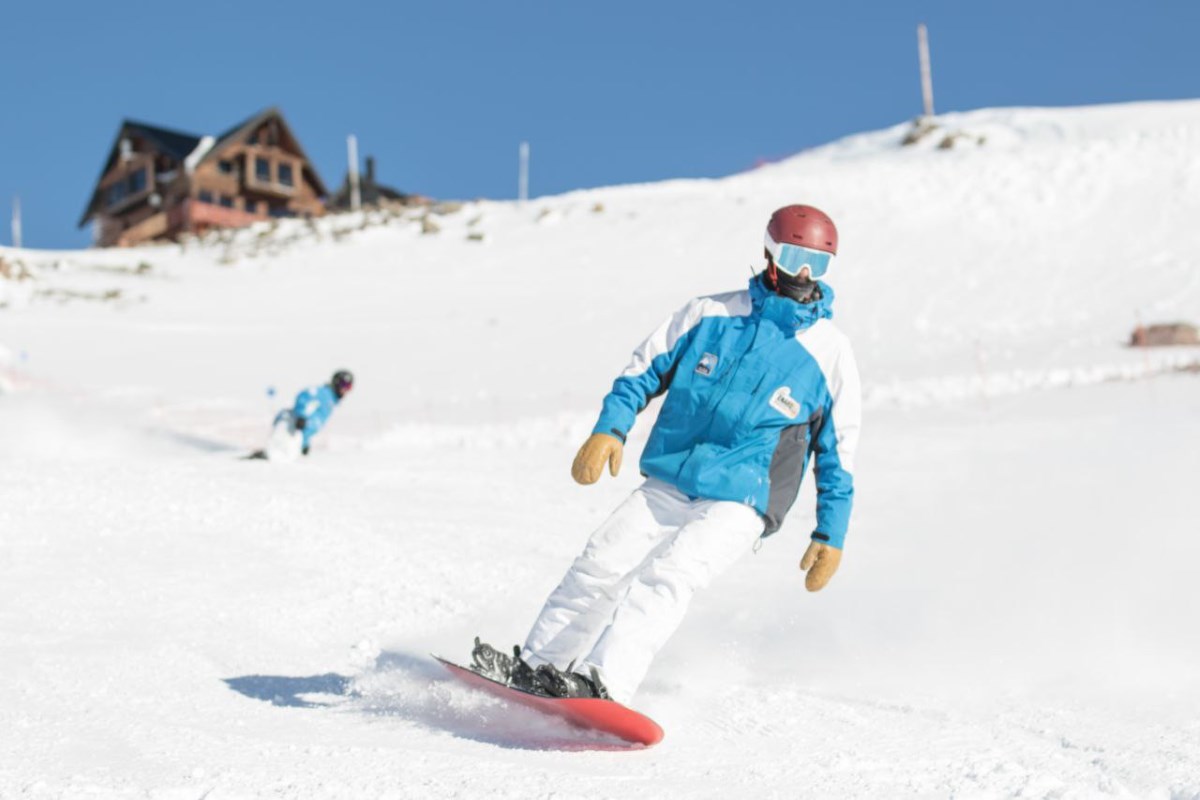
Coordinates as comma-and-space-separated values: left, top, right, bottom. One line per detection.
198, 190, 214, 204
218, 195, 234, 208
127, 167, 147, 194
255, 157, 270, 182
278, 163, 294, 187
218, 160, 235, 175
105, 183, 125, 208
245, 199, 259, 214
106, 168, 148, 208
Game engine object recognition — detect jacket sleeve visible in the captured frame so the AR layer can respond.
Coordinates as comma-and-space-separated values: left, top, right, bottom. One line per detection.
810, 340, 862, 549
592, 299, 703, 442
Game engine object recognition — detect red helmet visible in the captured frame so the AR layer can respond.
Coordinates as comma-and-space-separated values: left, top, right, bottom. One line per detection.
766, 205, 838, 256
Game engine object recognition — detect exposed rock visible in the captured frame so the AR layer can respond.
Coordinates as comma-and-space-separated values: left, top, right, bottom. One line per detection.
1130, 323, 1200, 347
938, 130, 988, 150
901, 116, 940, 146
0, 257, 34, 282
901, 116, 986, 149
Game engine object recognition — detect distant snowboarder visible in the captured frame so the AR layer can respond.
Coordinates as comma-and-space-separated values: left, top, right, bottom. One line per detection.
246, 370, 354, 461
471, 205, 862, 706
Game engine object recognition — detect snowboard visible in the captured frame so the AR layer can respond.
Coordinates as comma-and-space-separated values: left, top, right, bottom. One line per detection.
435, 655, 664, 748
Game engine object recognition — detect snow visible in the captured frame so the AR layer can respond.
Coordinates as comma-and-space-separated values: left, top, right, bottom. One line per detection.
183, 135, 216, 175
2, 99, 1200, 798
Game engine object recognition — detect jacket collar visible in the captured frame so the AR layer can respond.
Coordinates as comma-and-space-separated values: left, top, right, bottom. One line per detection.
748, 275, 834, 333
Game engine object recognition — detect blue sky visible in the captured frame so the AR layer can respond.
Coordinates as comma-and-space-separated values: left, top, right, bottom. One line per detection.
2, 0, 1196, 249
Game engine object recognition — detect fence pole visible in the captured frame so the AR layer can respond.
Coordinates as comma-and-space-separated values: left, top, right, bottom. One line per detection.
918, 23, 935, 117
518, 141, 530, 203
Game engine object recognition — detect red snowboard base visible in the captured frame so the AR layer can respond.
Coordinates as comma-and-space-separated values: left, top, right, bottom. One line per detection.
435, 656, 664, 748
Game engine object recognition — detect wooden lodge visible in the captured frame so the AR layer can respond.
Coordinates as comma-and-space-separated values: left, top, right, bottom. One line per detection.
79, 108, 328, 247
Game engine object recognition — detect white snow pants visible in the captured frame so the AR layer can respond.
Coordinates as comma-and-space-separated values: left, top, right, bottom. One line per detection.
521, 478, 763, 704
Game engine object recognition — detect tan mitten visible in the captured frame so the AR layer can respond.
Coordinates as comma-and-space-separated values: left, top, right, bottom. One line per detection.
800, 541, 843, 592
571, 433, 624, 485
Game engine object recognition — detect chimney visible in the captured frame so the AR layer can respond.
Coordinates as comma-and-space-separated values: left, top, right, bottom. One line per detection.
365, 156, 376, 186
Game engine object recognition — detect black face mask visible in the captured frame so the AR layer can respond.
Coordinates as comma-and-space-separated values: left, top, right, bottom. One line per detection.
763, 269, 820, 304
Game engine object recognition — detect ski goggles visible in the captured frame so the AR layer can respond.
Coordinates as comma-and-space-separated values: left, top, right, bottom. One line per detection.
764, 233, 835, 278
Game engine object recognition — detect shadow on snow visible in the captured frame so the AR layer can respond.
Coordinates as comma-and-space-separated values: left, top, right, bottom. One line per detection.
223, 673, 352, 708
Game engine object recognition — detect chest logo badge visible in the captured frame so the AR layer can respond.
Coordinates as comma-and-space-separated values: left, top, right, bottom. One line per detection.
695, 352, 719, 376
769, 386, 800, 419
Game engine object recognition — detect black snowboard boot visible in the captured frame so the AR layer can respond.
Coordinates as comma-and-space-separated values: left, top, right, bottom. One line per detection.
533, 661, 611, 700
506, 646, 550, 696
470, 636, 514, 683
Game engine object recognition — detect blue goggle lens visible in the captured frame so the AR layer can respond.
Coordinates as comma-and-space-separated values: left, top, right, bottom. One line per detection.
774, 243, 833, 278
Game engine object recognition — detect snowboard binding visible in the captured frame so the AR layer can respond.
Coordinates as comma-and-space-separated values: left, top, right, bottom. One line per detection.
470, 637, 548, 695
470, 636, 513, 683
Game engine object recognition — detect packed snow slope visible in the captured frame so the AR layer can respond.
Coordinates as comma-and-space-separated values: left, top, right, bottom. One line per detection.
2, 99, 1199, 798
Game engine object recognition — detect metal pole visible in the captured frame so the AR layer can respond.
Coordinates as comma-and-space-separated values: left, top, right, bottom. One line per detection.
918, 23, 935, 118
11, 196, 21, 249
518, 141, 529, 203
347, 135, 361, 211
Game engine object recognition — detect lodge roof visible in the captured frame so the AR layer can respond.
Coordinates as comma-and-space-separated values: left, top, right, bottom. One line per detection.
121, 120, 203, 162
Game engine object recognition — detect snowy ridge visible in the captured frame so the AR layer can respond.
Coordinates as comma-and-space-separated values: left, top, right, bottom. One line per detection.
4, 99, 1200, 425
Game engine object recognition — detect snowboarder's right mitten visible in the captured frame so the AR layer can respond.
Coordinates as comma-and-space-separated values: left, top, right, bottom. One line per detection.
800, 541, 842, 592
571, 433, 623, 485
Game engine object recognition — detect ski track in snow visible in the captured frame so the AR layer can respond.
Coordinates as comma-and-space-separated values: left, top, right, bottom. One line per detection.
2, 100, 1200, 798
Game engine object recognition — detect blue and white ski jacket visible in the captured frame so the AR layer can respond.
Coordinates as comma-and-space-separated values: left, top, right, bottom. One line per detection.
292, 384, 340, 448
593, 276, 862, 548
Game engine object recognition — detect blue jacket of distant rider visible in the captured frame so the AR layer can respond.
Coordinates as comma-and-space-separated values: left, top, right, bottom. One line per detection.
593, 276, 862, 548
292, 384, 339, 447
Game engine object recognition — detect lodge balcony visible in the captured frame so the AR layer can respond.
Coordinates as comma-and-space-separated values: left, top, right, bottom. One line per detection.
171, 198, 266, 231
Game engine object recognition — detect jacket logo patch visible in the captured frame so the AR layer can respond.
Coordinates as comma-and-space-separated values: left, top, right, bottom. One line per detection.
769, 386, 800, 419
695, 352, 719, 376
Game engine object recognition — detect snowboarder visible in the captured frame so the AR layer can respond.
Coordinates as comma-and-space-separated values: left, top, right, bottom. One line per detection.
246, 369, 354, 460
472, 205, 862, 705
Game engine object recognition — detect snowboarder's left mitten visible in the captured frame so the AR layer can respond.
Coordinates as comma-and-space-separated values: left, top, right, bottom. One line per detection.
571, 433, 623, 485
800, 541, 842, 592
